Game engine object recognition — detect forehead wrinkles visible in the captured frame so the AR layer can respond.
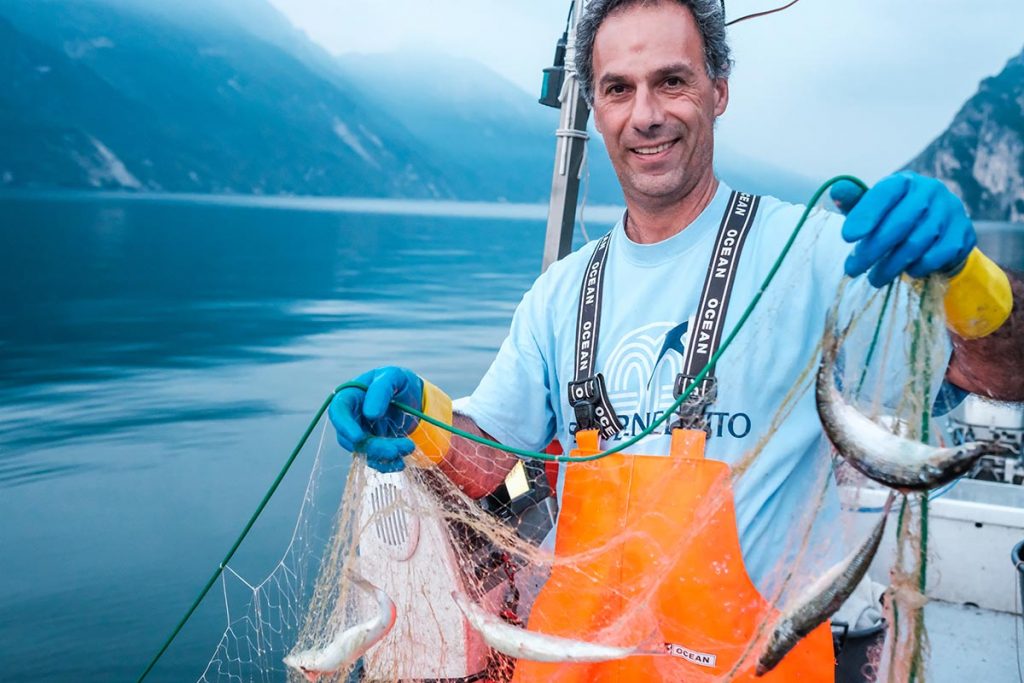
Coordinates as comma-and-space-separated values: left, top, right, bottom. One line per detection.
592, 6, 705, 83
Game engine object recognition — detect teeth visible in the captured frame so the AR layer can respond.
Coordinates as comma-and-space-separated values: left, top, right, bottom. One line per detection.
634, 141, 674, 155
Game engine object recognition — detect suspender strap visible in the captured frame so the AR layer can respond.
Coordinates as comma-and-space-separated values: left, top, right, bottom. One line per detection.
568, 190, 762, 439
573, 232, 611, 382
674, 191, 761, 429
568, 233, 621, 439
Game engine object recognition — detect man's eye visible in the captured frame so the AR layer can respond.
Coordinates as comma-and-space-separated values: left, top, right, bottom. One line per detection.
607, 84, 627, 95
664, 77, 684, 88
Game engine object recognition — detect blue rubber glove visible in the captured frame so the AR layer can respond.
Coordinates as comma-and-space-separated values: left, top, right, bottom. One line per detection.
328, 366, 423, 473
841, 172, 977, 287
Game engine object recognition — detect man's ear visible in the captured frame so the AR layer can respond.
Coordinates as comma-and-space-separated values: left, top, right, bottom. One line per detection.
713, 78, 729, 117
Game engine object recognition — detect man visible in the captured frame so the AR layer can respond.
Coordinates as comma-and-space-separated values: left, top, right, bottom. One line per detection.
331, 0, 1022, 680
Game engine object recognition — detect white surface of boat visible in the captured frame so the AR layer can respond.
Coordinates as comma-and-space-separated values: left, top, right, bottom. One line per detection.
842, 451, 1024, 680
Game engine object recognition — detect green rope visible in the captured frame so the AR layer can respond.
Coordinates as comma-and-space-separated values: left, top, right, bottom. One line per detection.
135, 392, 337, 683
855, 282, 895, 397
918, 494, 930, 589
919, 503, 930, 591
908, 282, 935, 682
917, 289, 935, 594
913, 281, 934, 442
136, 174, 868, 680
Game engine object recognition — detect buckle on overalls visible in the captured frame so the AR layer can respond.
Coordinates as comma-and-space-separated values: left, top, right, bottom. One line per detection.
672, 374, 717, 433
567, 375, 620, 439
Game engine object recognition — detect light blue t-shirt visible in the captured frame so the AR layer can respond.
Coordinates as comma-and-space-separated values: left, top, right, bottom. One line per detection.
458, 182, 876, 596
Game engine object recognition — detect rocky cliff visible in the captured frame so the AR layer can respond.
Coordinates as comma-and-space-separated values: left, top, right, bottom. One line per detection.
0, 0, 456, 198
906, 48, 1024, 222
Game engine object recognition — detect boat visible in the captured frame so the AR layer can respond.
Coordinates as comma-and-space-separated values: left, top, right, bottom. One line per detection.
838, 398, 1024, 681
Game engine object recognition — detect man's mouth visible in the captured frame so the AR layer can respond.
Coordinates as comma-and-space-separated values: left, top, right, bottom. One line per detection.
630, 139, 679, 156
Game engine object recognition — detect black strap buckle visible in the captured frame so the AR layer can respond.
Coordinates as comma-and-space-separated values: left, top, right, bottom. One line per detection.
568, 374, 621, 439
672, 374, 718, 433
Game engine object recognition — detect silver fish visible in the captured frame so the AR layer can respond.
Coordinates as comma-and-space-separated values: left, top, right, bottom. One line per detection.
283, 576, 396, 682
816, 320, 1012, 490
451, 591, 642, 663
756, 493, 894, 676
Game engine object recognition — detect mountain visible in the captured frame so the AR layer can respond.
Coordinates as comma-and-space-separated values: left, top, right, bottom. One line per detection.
336, 51, 627, 204
0, 16, 150, 189
0, 0, 454, 197
906, 47, 1024, 222
0, 0, 821, 203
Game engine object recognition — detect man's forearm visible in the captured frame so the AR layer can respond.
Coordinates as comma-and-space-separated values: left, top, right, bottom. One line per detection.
437, 412, 520, 499
946, 269, 1024, 401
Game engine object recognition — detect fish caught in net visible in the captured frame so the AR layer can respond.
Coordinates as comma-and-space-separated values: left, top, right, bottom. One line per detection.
198, 263, 997, 683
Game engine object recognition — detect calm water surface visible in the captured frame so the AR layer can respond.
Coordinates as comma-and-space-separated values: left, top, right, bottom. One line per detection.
0, 194, 597, 682
0, 194, 1019, 681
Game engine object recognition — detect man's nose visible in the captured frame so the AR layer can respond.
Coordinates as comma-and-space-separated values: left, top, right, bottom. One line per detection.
629, 86, 665, 134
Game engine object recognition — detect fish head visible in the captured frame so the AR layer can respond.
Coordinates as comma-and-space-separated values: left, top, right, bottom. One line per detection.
940, 440, 1016, 482
283, 653, 323, 682
983, 441, 1016, 458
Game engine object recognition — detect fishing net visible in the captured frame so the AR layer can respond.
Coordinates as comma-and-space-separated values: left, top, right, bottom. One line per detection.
195, 205, 956, 683
197, 426, 343, 683
827, 277, 951, 683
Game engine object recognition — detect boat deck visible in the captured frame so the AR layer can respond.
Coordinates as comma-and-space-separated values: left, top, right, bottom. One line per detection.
926, 600, 1020, 681
839, 477, 1023, 682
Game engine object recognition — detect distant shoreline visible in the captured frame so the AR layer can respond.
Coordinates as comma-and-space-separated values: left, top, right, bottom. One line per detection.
0, 188, 629, 223
1, 189, 1021, 230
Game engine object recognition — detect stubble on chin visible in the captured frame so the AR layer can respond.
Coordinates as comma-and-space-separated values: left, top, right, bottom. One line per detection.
621, 167, 694, 208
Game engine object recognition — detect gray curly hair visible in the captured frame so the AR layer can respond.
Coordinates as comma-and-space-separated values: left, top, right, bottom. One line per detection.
574, 0, 732, 105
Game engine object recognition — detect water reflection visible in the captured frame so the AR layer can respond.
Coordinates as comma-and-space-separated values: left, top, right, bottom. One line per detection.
0, 195, 556, 463
0, 198, 545, 382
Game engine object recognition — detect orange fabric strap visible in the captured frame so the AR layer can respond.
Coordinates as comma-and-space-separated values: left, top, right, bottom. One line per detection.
669, 427, 706, 460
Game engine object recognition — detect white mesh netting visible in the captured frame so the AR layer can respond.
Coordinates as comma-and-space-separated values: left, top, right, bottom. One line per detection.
196, 255, 960, 683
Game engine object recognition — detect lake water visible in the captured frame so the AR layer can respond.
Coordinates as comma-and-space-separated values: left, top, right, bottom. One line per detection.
0, 192, 1020, 681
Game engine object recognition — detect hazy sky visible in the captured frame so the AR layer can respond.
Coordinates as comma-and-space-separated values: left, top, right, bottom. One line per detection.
268, 0, 1024, 184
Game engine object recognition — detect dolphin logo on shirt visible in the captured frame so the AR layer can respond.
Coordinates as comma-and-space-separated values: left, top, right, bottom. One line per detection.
647, 320, 689, 390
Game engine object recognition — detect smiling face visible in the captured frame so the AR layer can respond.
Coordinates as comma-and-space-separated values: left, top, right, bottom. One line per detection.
591, 1, 728, 211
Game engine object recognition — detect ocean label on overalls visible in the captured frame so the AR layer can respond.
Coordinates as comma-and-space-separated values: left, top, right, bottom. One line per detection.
664, 641, 718, 667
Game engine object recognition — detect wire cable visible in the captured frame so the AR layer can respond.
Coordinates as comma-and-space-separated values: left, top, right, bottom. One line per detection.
726, 0, 803, 27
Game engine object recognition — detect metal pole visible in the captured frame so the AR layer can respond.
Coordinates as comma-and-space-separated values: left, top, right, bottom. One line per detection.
541, 0, 591, 272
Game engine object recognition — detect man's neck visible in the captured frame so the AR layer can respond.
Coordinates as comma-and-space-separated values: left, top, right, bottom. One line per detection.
624, 176, 720, 245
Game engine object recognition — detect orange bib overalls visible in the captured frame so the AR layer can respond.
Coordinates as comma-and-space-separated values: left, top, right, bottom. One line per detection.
511, 429, 834, 682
